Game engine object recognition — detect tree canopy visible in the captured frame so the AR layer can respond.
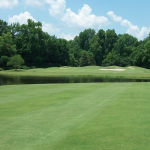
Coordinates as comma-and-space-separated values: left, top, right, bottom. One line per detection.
0, 18, 150, 69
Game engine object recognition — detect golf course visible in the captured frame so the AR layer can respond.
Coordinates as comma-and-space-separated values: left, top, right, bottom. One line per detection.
1, 0, 150, 148
0, 66, 150, 149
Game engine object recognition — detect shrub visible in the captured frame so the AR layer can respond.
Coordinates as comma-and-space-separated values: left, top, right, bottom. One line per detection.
20, 65, 30, 69
30, 66, 36, 69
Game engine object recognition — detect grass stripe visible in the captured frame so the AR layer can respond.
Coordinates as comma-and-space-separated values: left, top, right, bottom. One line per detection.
0, 83, 150, 149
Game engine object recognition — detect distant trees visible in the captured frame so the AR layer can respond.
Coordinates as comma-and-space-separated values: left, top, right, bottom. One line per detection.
0, 20, 10, 36
69, 54, 78, 67
79, 51, 89, 67
57, 38, 70, 66
78, 28, 95, 51
102, 34, 138, 67
89, 35, 102, 65
0, 18, 150, 69
105, 29, 118, 57
0, 32, 16, 57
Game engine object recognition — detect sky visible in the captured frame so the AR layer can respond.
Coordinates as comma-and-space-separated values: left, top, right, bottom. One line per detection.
0, 0, 150, 40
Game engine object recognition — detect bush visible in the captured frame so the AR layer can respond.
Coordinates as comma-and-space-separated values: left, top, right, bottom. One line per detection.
20, 65, 30, 69
30, 66, 36, 69
0, 68, 3, 71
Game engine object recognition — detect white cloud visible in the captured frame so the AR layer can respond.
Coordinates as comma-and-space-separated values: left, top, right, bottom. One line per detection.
42, 22, 75, 40
23, 0, 66, 16
121, 20, 150, 40
0, 0, 18, 8
61, 4, 109, 29
7, 11, 69, 39
8, 11, 36, 25
23, 0, 66, 18
107, 11, 122, 22
23, 0, 45, 7
42, 23, 75, 40
49, 0, 66, 18
42, 22, 60, 35
23, 1, 109, 29
23, 0, 55, 8
8, 11, 60, 35
107, 11, 150, 40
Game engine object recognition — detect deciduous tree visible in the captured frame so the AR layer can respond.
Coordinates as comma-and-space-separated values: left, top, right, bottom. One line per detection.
7, 55, 24, 70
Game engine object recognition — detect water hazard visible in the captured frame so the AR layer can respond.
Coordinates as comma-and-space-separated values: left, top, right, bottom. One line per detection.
0, 75, 150, 85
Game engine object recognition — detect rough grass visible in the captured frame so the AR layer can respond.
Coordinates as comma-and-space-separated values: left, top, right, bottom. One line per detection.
0, 66, 150, 79
0, 83, 150, 149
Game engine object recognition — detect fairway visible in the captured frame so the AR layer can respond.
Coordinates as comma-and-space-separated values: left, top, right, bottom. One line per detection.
1, 66, 150, 79
0, 83, 150, 149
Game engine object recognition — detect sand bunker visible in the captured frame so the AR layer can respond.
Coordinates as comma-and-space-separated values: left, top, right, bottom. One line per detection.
99, 69, 126, 71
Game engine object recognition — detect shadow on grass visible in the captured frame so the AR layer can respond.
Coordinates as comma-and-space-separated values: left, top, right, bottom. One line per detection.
10, 69, 26, 72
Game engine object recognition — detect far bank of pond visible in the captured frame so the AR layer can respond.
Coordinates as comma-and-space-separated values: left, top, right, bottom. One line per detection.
1, 66, 150, 85
0, 74, 150, 85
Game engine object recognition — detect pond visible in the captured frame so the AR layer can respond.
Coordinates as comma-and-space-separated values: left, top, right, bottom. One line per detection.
0, 75, 150, 85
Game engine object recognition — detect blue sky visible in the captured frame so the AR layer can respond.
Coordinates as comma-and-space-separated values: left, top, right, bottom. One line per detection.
0, 0, 150, 40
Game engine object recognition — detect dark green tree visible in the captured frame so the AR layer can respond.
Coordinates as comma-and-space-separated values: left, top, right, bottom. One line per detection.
105, 29, 118, 57
0, 20, 10, 36
0, 32, 16, 57
69, 54, 78, 67
57, 38, 70, 66
69, 40, 84, 63
143, 40, 150, 68
34, 56, 43, 67
97, 29, 105, 60
89, 35, 102, 65
79, 28, 95, 51
0, 56, 9, 67
87, 52, 96, 65
46, 35, 59, 64
79, 51, 89, 67
102, 52, 119, 66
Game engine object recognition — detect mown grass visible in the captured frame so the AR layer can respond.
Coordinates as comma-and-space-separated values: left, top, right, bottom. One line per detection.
0, 66, 150, 79
0, 83, 150, 149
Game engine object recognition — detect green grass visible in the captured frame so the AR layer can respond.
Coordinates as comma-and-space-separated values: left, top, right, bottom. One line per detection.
1, 66, 150, 79
0, 83, 150, 149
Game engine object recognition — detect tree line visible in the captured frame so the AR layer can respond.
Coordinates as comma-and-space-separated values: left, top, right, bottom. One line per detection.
0, 19, 150, 69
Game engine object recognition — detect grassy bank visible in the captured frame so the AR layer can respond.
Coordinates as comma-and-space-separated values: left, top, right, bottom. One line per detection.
0, 66, 150, 79
0, 83, 150, 149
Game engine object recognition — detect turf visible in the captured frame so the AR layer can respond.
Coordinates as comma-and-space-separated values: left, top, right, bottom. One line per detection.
0, 83, 150, 149
1, 66, 150, 79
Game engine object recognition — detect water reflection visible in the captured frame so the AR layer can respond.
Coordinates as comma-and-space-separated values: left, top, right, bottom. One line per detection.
0, 75, 149, 85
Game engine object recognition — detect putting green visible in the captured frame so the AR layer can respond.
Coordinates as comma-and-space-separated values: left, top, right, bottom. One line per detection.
0, 83, 150, 149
